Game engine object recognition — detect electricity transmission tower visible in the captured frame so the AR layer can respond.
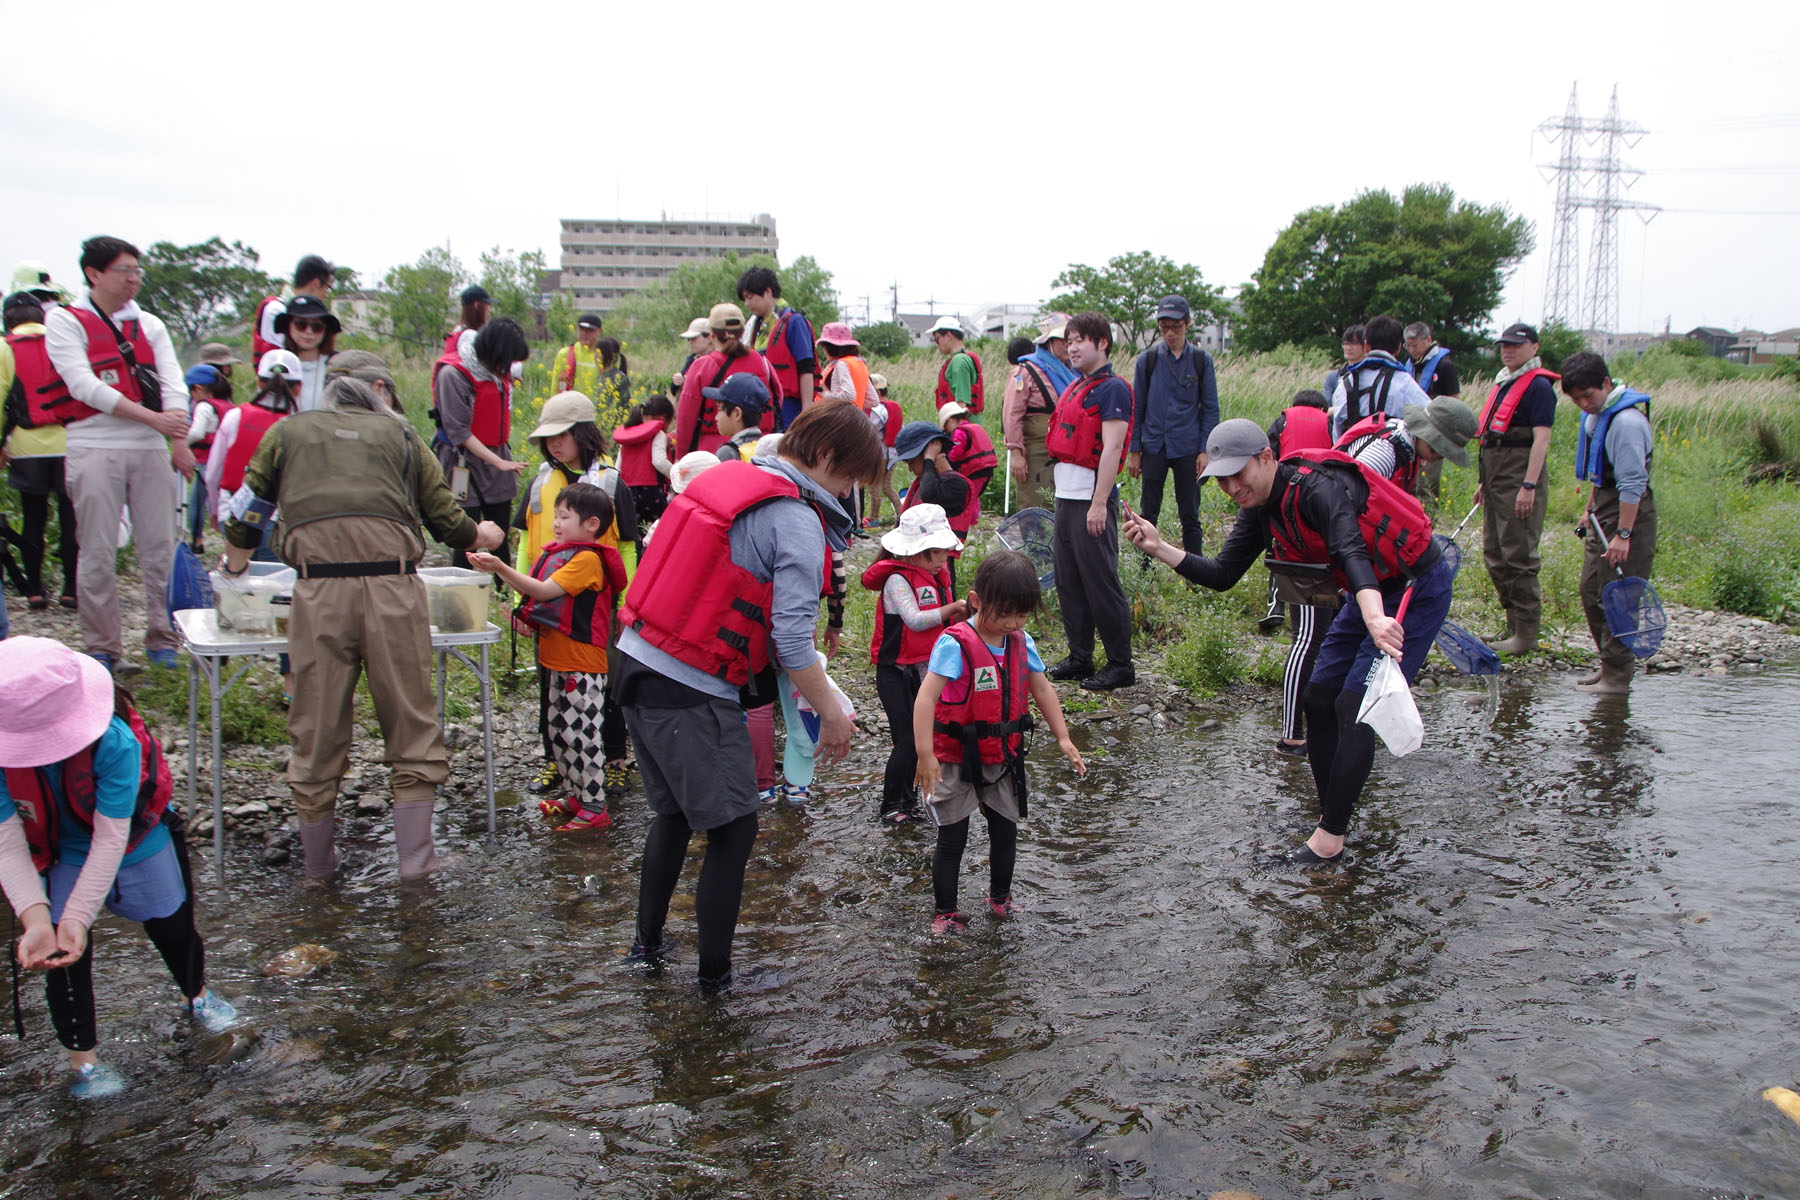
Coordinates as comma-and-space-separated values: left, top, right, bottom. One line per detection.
1537, 84, 1660, 334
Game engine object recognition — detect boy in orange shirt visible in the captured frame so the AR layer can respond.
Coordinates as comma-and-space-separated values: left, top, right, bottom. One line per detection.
469, 482, 627, 832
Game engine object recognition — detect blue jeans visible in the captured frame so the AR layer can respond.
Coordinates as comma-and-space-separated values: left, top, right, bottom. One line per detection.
187, 473, 210, 545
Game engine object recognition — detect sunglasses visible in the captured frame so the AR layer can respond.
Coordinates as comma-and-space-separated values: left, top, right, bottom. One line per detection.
290, 319, 326, 333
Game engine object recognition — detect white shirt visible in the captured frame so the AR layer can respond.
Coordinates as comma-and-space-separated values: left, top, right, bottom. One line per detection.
296, 355, 330, 412
258, 297, 287, 352
44, 293, 189, 452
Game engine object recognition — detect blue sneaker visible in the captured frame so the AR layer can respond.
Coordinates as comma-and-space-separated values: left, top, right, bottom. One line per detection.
146, 648, 181, 669
188, 989, 239, 1033
88, 652, 115, 674
783, 784, 810, 806
70, 1061, 126, 1099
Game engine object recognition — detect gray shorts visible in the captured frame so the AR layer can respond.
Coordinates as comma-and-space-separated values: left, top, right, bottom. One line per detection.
624, 694, 761, 831
928, 758, 1021, 826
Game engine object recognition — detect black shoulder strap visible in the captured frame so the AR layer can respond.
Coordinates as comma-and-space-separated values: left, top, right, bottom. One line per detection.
1022, 363, 1058, 412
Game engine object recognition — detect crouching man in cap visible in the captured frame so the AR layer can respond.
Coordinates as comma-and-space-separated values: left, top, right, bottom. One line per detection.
1124, 418, 1452, 866
221, 376, 505, 881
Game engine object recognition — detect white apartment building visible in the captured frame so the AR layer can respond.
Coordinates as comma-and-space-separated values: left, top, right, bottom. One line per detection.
558, 213, 779, 313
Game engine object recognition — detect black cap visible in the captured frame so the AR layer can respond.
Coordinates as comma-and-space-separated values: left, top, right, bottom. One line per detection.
1498, 322, 1539, 345
461, 285, 492, 306
577, 312, 603, 330
273, 293, 342, 335
2, 290, 44, 317
1153, 295, 1192, 322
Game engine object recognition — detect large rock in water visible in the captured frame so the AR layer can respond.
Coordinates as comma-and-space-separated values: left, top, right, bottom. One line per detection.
262, 944, 338, 978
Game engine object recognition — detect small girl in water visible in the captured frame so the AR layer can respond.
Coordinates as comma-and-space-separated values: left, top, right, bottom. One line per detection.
914, 550, 1084, 932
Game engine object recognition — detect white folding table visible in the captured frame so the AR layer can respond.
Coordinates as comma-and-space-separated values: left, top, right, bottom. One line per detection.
174, 608, 502, 874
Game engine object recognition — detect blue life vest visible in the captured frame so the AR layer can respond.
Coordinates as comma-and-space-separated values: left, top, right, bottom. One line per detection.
1410, 346, 1450, 393
1576, 389, 1651, 487
1021, 349, 1077, 397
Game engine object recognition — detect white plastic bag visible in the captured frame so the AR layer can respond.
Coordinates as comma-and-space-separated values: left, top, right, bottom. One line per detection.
1357, 655, 1423, 757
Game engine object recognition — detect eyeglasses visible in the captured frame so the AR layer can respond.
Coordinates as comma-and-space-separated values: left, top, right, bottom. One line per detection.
105, 265, 145, 278
290, 319, 326, 333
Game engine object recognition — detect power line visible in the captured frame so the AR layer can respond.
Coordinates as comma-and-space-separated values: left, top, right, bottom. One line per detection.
1658, 207, 1800, 216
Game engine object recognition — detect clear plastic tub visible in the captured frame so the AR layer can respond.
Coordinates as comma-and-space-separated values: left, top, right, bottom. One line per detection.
210, 562, 296, 635
419, 567, 492, 633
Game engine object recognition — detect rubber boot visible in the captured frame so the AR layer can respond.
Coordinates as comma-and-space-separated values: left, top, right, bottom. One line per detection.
392, 800, 448, 879
1493, 620, 1538, 655
1483, 610, 1513, 645
1575, 666, 1605, 686
298, 816, 339, 880
1574, 662, 1633, 694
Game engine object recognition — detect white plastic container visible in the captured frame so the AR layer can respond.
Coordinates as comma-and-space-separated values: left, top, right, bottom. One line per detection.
210, 562, 296, 635
419, 566, 492, 633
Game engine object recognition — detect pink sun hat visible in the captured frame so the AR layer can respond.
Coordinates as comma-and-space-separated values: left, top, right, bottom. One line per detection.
817, 322, 859, 348
0, 637, 118, 768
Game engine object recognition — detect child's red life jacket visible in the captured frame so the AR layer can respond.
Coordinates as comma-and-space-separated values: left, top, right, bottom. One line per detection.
901, 464, 979, 546
935, 348, 985, 413
762, 308, 819, 408
1276, 405, 1332, 459
1479, 368, 1560, 437
862, 558, 953, 666
520, 540, 620, 644
189, 395, 236, 465
251, 296, 282, 359
67, 307, 155, 413
619, 460, 829, 687
612, 420, 665, 487
1270, 451, 1433, 590
217, 404, 287, 493
2, 702, 173, 874
1046, 370, 1132, 473
684, 351, 778, 453
3, 330, 83, 426
1333, 413, 1418, 490
931, 622, 1032, 765
881, 398, 901, 447
948, 421, 998, 481
431, 351, 512, 446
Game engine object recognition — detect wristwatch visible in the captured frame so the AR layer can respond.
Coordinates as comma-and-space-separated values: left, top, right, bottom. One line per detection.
1617, 528, 1632, 540
1520, 481, 1538, 491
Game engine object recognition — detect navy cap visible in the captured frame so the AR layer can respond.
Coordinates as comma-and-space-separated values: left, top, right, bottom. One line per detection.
461, 284, 492, 306
576, 312, 603, 329
702, 371, 770, 413
1153, 295, 1191, 322
1498, 322, 1539, 345
894, 419, 952, 461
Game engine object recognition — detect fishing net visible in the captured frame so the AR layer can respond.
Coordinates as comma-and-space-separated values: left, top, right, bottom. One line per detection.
1434, 619, 1499, 676
1603, 574, 1667, 659
990, 506, 1056, 588
1434, 533, 1463, 578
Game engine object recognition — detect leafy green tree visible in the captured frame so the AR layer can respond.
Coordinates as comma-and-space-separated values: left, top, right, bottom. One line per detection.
542, 289, 579, 349
611, 252, 839, 344
1235, 184, 1534, 359
1534, 320, 1589, 372
137, 238, 279, 350
478, 247, 549, 328
1048, 251, 1226, 355
854, 321, 912, 360
378, 247, 466, 358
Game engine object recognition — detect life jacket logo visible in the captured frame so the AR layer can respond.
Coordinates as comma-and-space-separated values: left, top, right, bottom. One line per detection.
973, 665, 999, 692
918, 586, 939, 606
99, 368, 121, 386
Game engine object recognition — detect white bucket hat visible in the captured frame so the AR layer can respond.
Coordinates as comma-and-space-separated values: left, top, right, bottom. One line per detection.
669, 450, 722, 494
881, 503, 963, 556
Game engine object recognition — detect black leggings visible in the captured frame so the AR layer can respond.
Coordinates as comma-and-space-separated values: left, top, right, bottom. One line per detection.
933, 802, 1017, 914
19, 489, 78, 596
1300, 685, 1376, 837
46, 823, 205, 1052
875, 663, 925, 816
634, 809, 758, 984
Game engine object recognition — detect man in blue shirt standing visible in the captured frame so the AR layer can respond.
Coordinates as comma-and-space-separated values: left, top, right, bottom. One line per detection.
1129, 295, 1219, 554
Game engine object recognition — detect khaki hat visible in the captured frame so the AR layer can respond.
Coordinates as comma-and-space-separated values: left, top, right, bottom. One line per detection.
1035, 312, 1070, 343
709, 302, 745, 332
198, 342, 242, 366
681, 316, 712, 339
528, 391, 596, 440
869, 373, 889, 392
1402, 398, 1478, 468
326, 349, 399, 399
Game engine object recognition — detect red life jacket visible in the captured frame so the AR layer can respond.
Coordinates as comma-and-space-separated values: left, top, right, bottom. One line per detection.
762, 308, 818, 406
881, 398, 901, 447
1479, 368, 1560, 437
935, 349, 985, 413
2, 703, 173, 874
189, 395, 236, 464
67, 307, 155, 414
862, 558, 953, 666
1333, 414, 1418, 490
1270, 452, 1434, 590
931, 623, 1033, 765
521, 540, 616, 644
619, 460, 828, 687
1276, 405, 1332, 458
432, 351, 512, 446
612, 420, 665, 487
948, 420, 998, 480
217, 403, 287, 493
443, 327, 466, 356
1046, 369, 1132, 473
902, 464, 979, 543
251, 296, 282, 359
683, 350, 778, 454
3, 330, 81, 426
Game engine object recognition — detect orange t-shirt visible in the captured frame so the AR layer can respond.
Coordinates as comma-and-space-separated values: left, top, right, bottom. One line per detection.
535, 546, 626, 674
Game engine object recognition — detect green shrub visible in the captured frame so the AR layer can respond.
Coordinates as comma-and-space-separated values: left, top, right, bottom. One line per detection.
1706, 503, 1800, 620
1164, 616, 1243, 696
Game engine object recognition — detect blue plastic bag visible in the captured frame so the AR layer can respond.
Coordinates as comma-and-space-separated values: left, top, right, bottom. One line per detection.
167, 541, 214, 623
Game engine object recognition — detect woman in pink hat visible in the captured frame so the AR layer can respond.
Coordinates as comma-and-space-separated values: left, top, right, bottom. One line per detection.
0, 637, 236, 1099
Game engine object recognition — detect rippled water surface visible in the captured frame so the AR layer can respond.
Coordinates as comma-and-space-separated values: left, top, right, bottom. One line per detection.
4, 667, 1799, 1199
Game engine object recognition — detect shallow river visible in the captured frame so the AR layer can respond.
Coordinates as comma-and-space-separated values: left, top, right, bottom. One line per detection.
4, 666, 1799, 1199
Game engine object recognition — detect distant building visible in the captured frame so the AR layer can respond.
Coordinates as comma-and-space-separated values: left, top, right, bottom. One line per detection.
1724, 340, 1799, 366
335, 288, 389, 339
1587, 330, 1668, 357
1685, 326, 1735, 357
898, 312, 952, 349
558, 214, 778, 313
966, 303, 1041, 341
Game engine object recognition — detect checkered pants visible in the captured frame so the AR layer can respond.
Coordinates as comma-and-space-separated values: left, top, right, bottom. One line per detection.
547, 669, 608, 813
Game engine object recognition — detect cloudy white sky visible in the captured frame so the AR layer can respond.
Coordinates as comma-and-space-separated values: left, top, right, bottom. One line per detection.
5, 0, 1797, 337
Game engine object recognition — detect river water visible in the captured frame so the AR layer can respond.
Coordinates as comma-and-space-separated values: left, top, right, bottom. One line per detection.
3, 666, 1798, 1199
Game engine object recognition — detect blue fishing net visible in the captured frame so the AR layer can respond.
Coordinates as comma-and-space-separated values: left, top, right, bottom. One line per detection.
1434, 533, 1463, 578
1434, 619, 1500, 676
991, 506, 1056, 588
1603, 575, 1667, 658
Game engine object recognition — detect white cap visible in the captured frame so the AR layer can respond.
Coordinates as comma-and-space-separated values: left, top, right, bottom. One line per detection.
669, 450, 722, 494
257, 348, 303, 379
680, 316, 712, 339
925, 315, 965, 336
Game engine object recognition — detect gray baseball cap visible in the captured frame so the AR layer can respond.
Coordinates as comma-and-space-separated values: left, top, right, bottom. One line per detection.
1199, 418, 1272, 478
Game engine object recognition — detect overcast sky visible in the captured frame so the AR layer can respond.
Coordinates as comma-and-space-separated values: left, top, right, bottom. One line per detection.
5, 0, 1797, 339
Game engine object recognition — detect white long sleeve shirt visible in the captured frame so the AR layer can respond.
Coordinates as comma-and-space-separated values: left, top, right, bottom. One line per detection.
44, 293, 189, 451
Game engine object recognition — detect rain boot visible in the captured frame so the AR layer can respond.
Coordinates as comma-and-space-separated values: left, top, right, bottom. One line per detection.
1574, 662, 1633, 694
1494, 620, 1538, 655
298, 816, 339, 880
1575, 666, 1605, 686
1483, 610, 1513, 645
392, 798, 448, 879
